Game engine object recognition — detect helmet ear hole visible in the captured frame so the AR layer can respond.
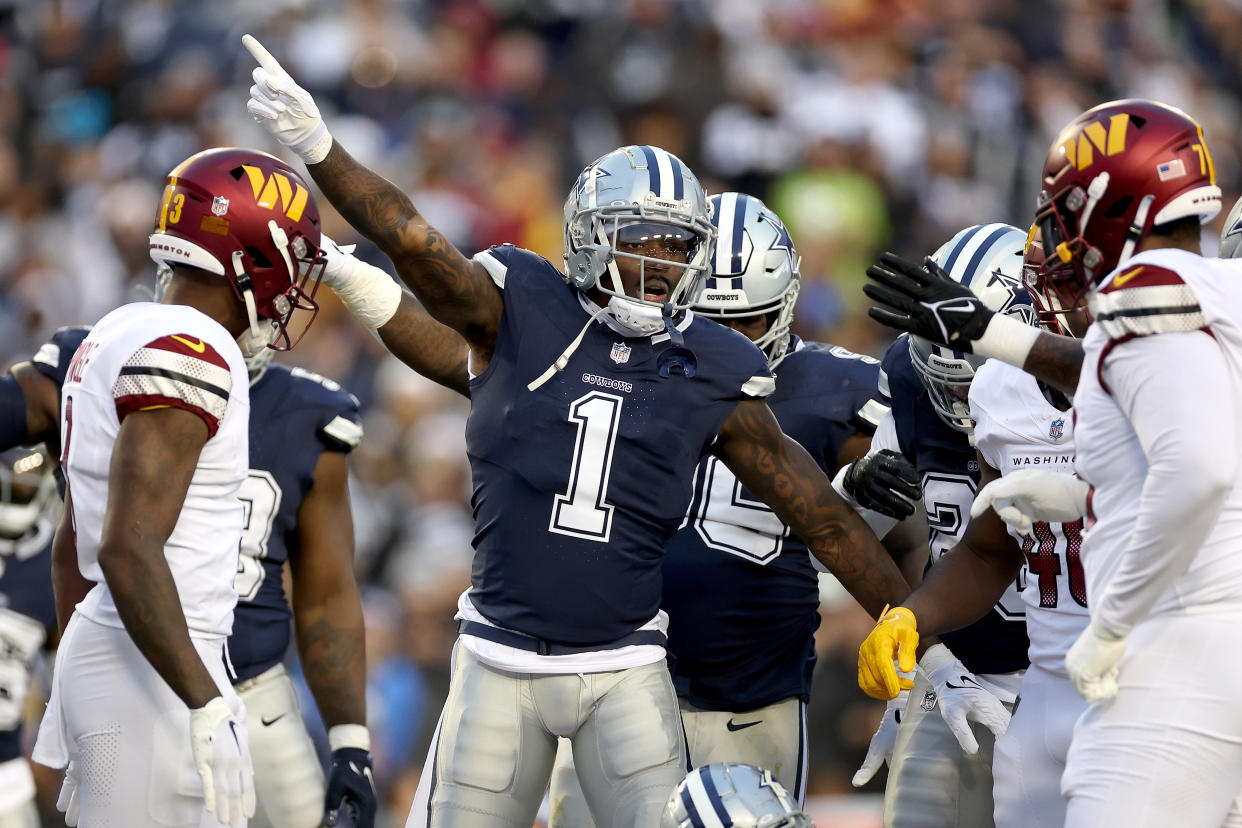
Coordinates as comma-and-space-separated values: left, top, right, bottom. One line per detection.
246, 246, 273, 269
1105, 195, 1133, 219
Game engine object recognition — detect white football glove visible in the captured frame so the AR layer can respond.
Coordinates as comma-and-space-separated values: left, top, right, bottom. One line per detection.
970, 469, 1088, 536
319, 232, 403, 329
852, 689, 909, 787
1066, 620, 1128, 702
190, 695, 256, 828
57, 759, 80, 826
920, 643, 1011, 754
242, 34, 333, 164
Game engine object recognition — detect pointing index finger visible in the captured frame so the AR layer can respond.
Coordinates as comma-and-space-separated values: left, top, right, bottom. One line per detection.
242, 34, 284, 74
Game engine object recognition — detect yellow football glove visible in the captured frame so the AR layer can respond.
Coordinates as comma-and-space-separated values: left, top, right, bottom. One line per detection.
858, 605, 919, 700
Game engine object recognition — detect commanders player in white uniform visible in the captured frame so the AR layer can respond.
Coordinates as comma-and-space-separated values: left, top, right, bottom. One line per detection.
864, 100, 1242, 827
32, 147, 327, 828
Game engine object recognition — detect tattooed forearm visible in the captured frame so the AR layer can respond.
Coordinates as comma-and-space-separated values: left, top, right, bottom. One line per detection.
309, 143, 503, 343
296, 611, 367, 727
1022, 332, 1084, 396
715, 400, 910, 617
378, 292, 472, 398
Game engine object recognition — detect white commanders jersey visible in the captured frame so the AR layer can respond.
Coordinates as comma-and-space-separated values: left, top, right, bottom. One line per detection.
59, 302, 249, 638
1077, 249, 1242, 636
970, 359, 1085, 677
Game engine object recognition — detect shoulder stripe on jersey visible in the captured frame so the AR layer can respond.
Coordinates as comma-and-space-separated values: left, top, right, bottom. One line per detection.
1089, 281, 1204, 340
118, 365, 230, 401
857, 398, 891, 428
145, 333, 230, 369
322, 415, 364, 449
474, 249, 508, 288
741, 374, 776, 398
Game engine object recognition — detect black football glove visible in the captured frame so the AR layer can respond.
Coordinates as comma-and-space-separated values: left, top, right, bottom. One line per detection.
324, 747, 377, 828
864, 252, 994, 350
843, 449, 921, 520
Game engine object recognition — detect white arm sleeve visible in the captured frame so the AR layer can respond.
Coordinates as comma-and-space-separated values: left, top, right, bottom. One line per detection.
1094, 331, 1237, 636
829, 410, 903, 541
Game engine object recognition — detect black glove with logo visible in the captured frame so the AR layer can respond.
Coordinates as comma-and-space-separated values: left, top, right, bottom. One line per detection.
842, 449, 921, 519
324, 747, 377, 827
864, 252, 994, 349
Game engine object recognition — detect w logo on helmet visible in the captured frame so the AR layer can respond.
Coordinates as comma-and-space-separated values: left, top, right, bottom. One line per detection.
239, 164, 309, 221
1060, 113, 1130, 170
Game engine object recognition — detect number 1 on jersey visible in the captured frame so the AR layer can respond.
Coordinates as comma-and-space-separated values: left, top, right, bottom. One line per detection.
549, 391, 623, 542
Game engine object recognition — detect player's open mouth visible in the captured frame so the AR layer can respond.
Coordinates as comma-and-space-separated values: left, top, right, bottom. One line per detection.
642, 279, 670, 302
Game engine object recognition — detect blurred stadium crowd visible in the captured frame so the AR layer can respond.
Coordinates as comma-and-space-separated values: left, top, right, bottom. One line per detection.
7, 0, 1242, 823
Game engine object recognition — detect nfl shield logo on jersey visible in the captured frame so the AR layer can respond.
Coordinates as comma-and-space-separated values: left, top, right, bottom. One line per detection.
1049, 418, 1065, 440
920, 689, 938, 712
610, 342, 631, 364
211, 196, 230, 216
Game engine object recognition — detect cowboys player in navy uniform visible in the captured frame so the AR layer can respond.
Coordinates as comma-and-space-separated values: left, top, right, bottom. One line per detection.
0, 445, 57, 828
243, 35, 911, 828
839, 225, 1034, 828
0, 311, 379, 828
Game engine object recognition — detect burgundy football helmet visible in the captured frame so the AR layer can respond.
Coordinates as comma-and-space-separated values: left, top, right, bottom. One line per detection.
1022, 223, 1091, 338
148, 147, 326, 351
1034, 99, 1221, 306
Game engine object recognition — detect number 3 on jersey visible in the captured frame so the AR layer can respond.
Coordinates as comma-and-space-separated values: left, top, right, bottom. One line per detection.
235, 470, 282, 601
549, 392, 622, 543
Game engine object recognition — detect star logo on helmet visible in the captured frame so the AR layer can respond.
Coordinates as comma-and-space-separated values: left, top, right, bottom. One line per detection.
759, 213, 795, 264
986, 267, 1037, 327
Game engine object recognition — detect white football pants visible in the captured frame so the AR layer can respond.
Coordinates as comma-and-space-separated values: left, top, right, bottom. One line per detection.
407, 641, 685, 828
235, 664, 324, 828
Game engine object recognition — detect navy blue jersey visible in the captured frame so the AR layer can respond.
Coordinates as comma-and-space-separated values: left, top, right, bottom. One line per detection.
878, 336, 1028, 676
228, 364, 362, 681
664, 339, 880, 711
30, 326, 91, 461
465, 245, 773, 646
0, 518, 56, 762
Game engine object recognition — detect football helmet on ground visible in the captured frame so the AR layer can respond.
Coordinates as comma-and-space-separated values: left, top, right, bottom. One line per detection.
693, 193, 801, 368
661, 763, 813, 828
908, 223, 1035, 433
148, 147, 327, 354
563, 145, 715, 336
1034, 99, 1221, 306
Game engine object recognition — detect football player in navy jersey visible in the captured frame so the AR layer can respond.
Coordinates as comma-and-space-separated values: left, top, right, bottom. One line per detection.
0, 446, 58, 828
244, 36, 911, 828
838, 224, 1035, 828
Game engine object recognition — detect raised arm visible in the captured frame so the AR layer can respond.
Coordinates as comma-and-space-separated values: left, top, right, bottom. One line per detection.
712, 399, 910, 618
241, 35, 502, 362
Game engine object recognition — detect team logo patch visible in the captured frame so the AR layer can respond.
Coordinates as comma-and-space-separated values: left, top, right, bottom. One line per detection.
610, 342, 631, 364
1049, 417, 1065, 440
920, 689, 938, 712
211, 196, 230, 216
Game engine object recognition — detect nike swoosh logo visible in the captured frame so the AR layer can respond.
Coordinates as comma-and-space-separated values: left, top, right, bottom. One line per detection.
726, 718, 762, 732
1111, 266, 1144, 288
170, 334, 207, 353
261, 713, 286, 727
944, 676, 982, 691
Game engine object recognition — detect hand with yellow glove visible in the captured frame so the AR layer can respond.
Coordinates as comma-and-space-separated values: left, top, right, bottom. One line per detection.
858, 605, 919, 700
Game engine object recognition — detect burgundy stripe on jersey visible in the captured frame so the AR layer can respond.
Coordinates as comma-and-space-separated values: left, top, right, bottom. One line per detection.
112, 334, 233, 437
1090, 263, 1204, 343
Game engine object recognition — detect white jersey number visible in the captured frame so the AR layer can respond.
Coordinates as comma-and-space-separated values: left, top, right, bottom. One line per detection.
688, 456, 789, 564
549, 392, 623, 543
234, 470, 283, 601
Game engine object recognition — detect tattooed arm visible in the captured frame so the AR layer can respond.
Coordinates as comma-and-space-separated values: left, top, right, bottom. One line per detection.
308, 143, 504, 368
97, 407, 220, 708
377, 292, 471, 399
289, 449, 366, 729
1020, 333, 1083, 396
712, 399, 911, 617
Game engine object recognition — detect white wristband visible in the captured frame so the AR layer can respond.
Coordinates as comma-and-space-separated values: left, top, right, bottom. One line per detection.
973, 313, 1041, 369
332, 259, 403, 329
917, 642, 955, 678
328, 723, 370, 752
302, 131, 334, 165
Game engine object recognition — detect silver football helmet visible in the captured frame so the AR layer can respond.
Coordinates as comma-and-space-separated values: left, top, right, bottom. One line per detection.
693, 193, 801, 368
1221, 194, 1242, 258
661, 763, 813, 828
563, 145, 715, 336
0, 446, 58, 540
908, 223, 1036, 433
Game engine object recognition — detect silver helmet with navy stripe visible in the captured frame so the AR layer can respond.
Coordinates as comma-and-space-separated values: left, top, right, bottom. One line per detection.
0, 446, 58, 540
563, 145, 715, 335
908, 223, 1036, 434
693, 193, 801, 368
660, 763, 812, 828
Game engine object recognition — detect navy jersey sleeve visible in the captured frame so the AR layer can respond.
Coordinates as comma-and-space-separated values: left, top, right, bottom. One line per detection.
30, 326, 91, 389
286, 367, 363, 454
855, 338, 906, 434
823, 345, 882, 435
